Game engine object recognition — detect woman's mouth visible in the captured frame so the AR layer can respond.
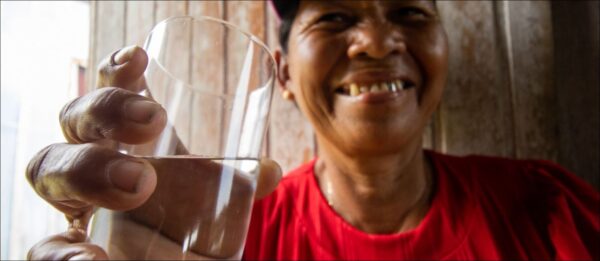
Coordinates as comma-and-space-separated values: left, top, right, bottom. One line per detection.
334, 79, 416, 97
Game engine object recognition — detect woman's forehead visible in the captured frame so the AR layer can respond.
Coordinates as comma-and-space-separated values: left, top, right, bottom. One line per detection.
300, 0, 436, 9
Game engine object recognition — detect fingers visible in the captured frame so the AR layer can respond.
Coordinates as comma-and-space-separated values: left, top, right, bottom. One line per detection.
122, 157, 279, 258
102, 215, 212, 260
60, 87, 166, 144
97, 45, 148, 92
26, 143, 157, 218
255, 158, 283, 199
28, 229, 108, 261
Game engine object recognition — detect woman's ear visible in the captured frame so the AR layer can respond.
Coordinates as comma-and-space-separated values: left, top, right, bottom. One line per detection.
274, 49, 295, 101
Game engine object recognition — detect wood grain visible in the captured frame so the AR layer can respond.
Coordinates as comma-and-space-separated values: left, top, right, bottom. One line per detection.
437, 1, 516, 157
125, 1, 155, 46
153, 1, 192, 146
500, 1, 558, 161
222, 1, 266, 158
86, 0, 97, 92
551, 1, 600, 189
188, 2, 225, 156
88, 1, 126, 90
154, 1, 187, 23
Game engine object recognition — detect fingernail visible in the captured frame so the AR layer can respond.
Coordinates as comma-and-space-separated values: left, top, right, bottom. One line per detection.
107, 159, 145, 193
112, 45, 137, 65
124, 99, 159, 124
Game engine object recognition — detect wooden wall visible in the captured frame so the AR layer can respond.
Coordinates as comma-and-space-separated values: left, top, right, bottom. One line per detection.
87, 1, 599, 189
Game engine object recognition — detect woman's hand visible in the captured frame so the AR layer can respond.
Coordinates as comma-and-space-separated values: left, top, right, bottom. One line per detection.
26, 46, 282, 260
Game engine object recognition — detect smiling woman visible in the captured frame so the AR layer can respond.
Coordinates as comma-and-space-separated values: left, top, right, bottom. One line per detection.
19, 0, 600, 260
280, 0, 447, 159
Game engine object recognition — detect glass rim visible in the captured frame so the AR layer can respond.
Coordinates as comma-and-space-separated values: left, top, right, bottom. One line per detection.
144, 15, 277, 89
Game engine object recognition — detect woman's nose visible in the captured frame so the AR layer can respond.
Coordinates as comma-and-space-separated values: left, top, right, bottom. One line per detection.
347, 23, 407, 60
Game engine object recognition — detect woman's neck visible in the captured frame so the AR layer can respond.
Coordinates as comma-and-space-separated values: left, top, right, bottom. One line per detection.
314, 138, 434, 234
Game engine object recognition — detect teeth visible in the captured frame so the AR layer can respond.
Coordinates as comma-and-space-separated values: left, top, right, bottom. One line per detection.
360, 86, 369, 94
371, 84, 385, 92
350, 84, 360, 96
343, 80, 407, 96
389, 82, 398, 92
396, 80, 404, 90
370, 84, 379, 93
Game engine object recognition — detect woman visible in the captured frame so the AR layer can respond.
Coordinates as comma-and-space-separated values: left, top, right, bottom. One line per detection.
26, 0, 598, 260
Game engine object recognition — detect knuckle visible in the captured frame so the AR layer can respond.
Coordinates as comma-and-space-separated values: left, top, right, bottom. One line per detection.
27, 234, 59, 260
97, 56, 113, 81
97, 57, 109, 74
86, 88, 116, 116
62, 87, 132, 143
68, 143, 109, 175
60, 96, 85, 143
26, 246, 42, 261
26, 144, 56, 190
88, 87, 128, 123
65, 143, 115, 190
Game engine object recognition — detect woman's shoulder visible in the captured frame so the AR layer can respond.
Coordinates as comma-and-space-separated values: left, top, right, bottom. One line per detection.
429, 151, 599, 259
428, 150, 598, 215
427, 150, 587, 189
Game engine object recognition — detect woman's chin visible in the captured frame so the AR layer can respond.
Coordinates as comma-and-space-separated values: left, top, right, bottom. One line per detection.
339, 134, 420, 157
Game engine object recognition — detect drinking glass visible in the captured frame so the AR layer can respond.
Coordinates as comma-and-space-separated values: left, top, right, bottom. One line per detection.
88, 16, 275, 260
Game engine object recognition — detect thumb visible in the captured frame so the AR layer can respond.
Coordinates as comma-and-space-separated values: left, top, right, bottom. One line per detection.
28, 229, 109, 260
255, 158, 282, 199
97, 45, 148, 92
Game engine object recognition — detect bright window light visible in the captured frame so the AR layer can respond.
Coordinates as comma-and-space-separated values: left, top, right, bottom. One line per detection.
1, 1, 89, 259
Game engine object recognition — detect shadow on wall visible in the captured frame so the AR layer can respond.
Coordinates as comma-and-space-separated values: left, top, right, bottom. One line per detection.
551, 1, 599, 190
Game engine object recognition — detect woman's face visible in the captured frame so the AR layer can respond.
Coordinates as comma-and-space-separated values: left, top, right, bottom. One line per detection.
281, 0, 448, 156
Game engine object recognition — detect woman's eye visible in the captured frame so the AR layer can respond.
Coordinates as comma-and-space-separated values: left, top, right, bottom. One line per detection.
392, 7, 429, 21
316, 12, 354, 24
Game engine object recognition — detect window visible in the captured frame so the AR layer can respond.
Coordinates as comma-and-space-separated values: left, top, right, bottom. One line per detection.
0, 1, 89, 259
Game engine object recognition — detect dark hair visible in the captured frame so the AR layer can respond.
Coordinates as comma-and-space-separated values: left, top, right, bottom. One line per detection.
277, 2, 299, 54
276, 0, 439, 54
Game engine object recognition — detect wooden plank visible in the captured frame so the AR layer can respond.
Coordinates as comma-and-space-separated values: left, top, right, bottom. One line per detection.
88, 1, 126, 90
187, 2, 225, 156
265, 4, 316, 173
224, 0, 266, 96
222, 1, 266, 159
436, 1, 516, 157
551, 1, 600, 189
125, 1, 155, 46
500, 1, 557, 161
225, 1, 265, 43
152, 1, 191, 147
85, 1, 98, 93
188, 1, 223, 18
154, 1, 187, 23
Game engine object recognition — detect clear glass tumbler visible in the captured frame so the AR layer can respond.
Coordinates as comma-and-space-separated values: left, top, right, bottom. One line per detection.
88, 16, 275, 260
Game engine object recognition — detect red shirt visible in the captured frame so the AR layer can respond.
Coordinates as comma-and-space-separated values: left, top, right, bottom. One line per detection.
243, 151, 599, 260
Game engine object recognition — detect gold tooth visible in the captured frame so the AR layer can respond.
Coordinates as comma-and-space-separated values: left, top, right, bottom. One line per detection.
350, 84, 360, 96
351, 81, 407, 93
396, 80, 404, 90
381, 83, 390, 92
